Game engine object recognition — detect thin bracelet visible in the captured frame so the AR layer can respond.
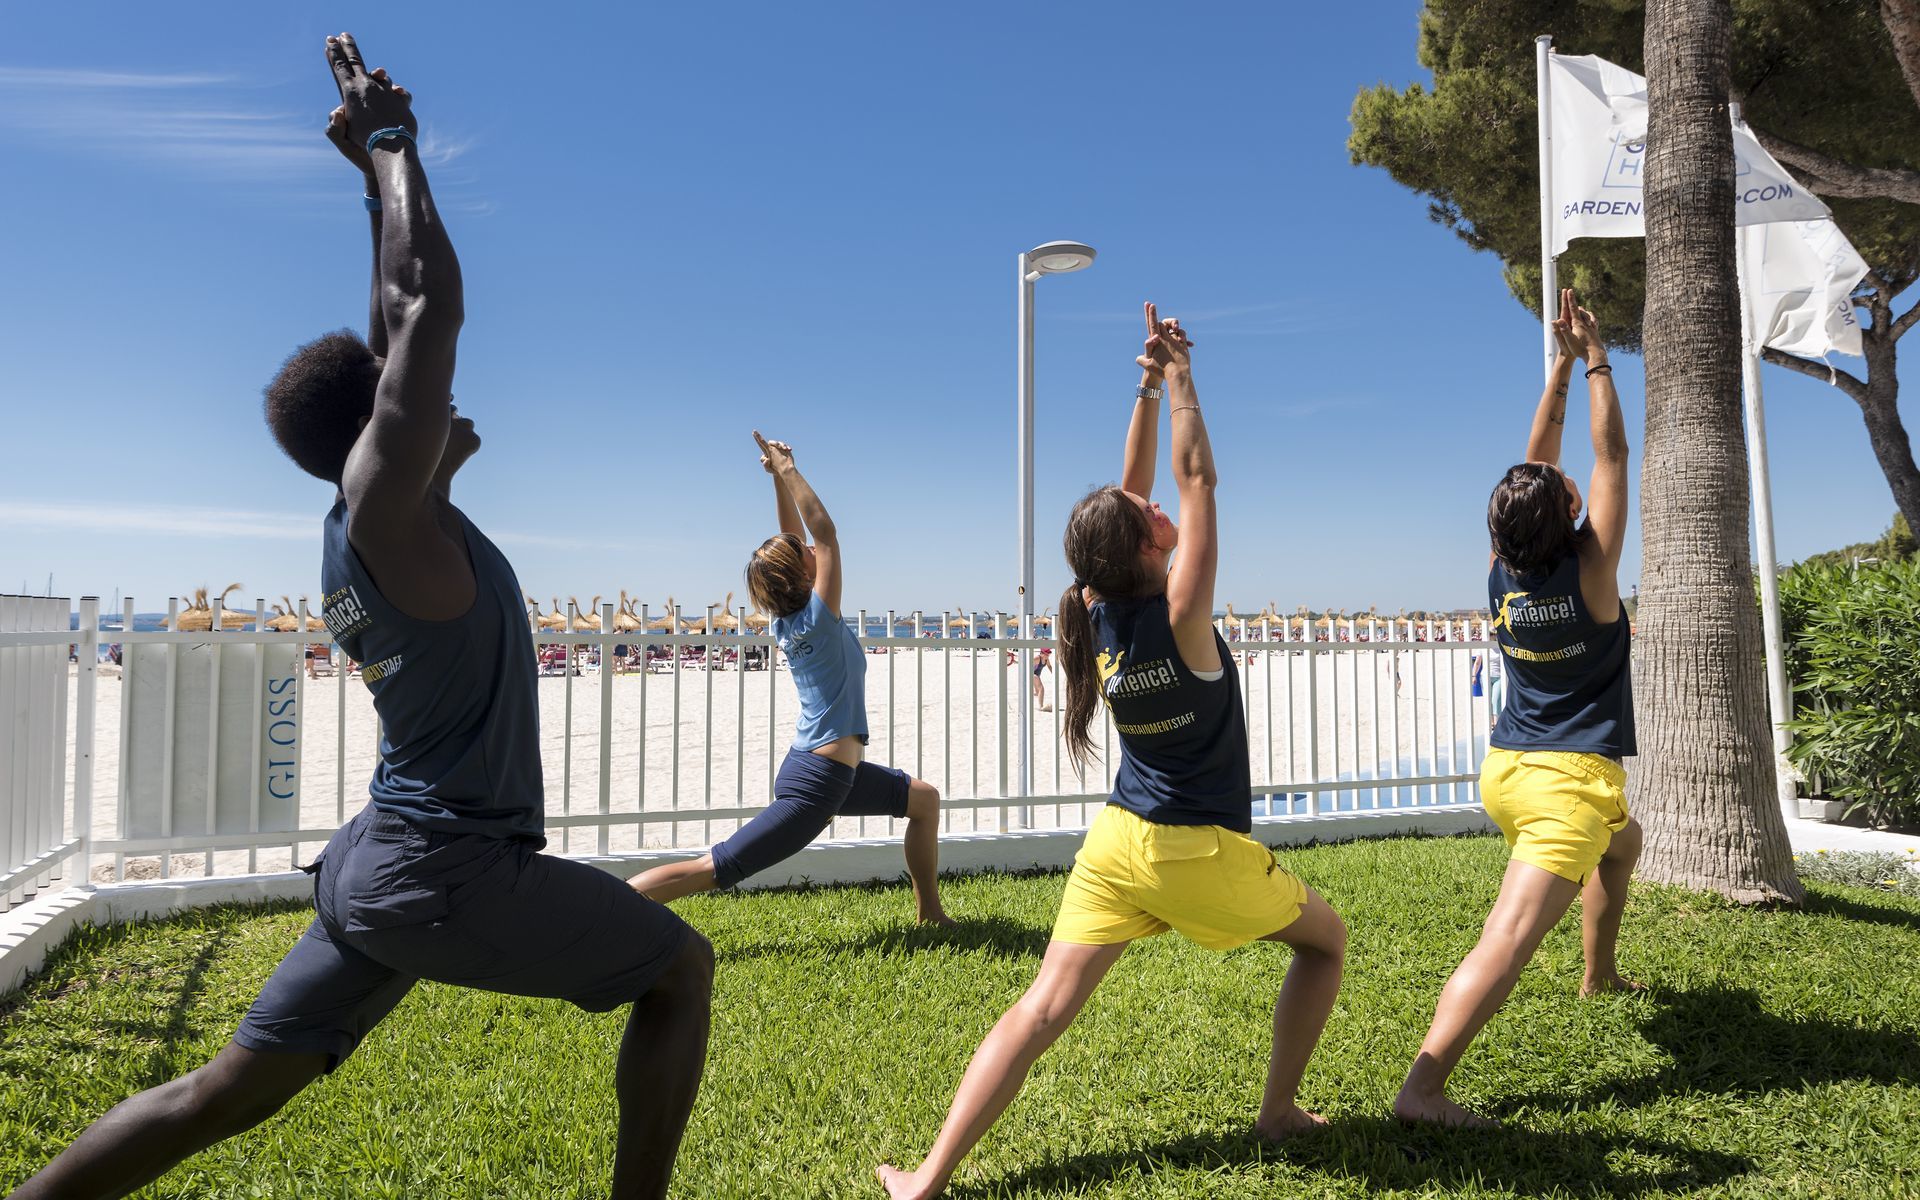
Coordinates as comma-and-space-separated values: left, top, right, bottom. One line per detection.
1172, 405, 1200, 414
1585, 363, 1613, 378
364, 126, 415, 155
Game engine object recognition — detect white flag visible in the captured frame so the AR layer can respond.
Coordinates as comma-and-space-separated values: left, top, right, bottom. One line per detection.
1739, 218, 1869, 358
1547, 53, 1831, 256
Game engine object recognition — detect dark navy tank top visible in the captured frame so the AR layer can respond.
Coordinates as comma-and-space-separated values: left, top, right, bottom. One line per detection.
320, 498, 545, 842
1488, 551, 1635, 758
1092, 593, 1252, 833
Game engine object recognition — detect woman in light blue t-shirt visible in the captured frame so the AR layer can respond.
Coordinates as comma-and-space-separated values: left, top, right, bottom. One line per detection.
629, 433, 953, 924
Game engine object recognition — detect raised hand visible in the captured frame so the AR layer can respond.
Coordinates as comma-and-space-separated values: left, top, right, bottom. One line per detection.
1555, 288, 1603, 361
1551, 289, 1580, 363
325, 33, 416, 152
1135, 301, 1194, 379
327, 67, 409, 176
754, 431, 795, 475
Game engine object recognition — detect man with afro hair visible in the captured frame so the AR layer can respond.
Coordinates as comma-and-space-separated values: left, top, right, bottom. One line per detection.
13, 34, 711, 1200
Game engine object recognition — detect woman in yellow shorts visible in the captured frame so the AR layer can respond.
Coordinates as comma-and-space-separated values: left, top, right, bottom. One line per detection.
878, 305, 1348, 1199
1395, 290, 1642, 1129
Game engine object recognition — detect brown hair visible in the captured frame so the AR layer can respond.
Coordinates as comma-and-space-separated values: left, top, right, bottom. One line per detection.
744, 533, 813, 619
1488, 463, 1592, 577
1057, 486, 1161, 774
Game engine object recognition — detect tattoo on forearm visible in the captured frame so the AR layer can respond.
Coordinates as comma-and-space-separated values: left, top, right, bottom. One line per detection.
1549, 408, 1566, 426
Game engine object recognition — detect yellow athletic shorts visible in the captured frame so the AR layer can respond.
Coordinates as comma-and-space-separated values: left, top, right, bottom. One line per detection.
1051, 805, 1307, 950
1479, 749, 1629, 884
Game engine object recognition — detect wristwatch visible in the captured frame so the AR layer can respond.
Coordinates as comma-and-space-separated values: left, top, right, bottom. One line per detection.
1136, 384, 1164, 401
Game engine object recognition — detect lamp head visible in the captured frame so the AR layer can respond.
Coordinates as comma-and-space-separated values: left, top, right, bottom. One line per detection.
1026, 240, 1097, 276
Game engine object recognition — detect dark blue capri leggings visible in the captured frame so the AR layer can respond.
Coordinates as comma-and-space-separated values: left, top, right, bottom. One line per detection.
710, 748, 912, 888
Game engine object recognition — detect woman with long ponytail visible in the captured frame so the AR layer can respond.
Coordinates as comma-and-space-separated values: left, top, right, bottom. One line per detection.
878, 305, 1347, 1200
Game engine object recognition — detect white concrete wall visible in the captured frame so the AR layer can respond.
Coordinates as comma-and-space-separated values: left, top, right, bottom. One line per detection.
1, 805, 1493, 998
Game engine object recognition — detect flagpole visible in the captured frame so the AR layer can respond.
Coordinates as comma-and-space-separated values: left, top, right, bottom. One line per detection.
1536, 34, 1557, 384
1731, 102, 1800, 821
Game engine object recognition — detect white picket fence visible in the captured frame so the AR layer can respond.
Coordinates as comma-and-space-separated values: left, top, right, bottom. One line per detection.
0, 592, 1497, 914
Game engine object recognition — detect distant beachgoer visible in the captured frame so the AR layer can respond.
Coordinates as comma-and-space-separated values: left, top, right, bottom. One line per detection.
1030, 646, 1053, 712
1470, 654, 1483, 697
878, 303, 1346, 1200
629, 434, 952, 925
10, 38, 711, 1200
1396, 289, 1640, 1131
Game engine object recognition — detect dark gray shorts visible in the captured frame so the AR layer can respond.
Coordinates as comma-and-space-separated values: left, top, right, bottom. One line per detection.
709, 749, 913, 888
235, 808, 689, 1069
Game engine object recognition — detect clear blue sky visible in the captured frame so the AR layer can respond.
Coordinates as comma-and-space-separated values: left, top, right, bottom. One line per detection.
0, 2, 1902, 619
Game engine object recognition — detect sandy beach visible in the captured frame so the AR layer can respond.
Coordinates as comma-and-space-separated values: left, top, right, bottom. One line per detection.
57, 636, 1491, 882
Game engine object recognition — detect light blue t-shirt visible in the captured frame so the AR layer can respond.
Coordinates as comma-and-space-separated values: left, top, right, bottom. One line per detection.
773, 592, 869, 750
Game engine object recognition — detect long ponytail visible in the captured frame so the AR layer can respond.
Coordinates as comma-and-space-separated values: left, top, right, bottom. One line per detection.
1059, 486, 1159, 775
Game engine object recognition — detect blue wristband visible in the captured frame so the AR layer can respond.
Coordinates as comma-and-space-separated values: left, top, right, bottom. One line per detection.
364, 126, 415, 155
362, 194, 382, 213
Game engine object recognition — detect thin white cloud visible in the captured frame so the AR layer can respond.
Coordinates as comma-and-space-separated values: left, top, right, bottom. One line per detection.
1055, 301, 1303, 324
0, 64, 485, 210
489, 530, 615, 552
418, 128, 474, 167
2, 500, 622, 552
1267, 396, 1362, 418
0, 66, 230, 88
0, 500, 315, 541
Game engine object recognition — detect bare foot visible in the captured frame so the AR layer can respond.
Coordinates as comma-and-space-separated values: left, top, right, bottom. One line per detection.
1254, 1104, 1329, 1140
1393, 1088, 1501, 1129
875, 1163, 941, 1199
1580, 973, 1645, 997
918, 911, 959, 927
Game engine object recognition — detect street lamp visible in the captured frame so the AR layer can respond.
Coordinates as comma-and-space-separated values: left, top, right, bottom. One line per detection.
1016, 240, 1096, 825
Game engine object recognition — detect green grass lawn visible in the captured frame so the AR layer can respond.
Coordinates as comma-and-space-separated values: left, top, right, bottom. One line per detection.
4, 833, 1919, 1199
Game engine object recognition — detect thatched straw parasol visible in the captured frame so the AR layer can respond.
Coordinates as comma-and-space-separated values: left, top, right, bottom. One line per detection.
947, 608, 976, 631
645, 597, 684, 633
176, 583, 256, 631
704, 592, 742, 633
612, 591, 643, 634
568, 595, 604, 632
743, 606, 772, 632
266, 594, 326, 632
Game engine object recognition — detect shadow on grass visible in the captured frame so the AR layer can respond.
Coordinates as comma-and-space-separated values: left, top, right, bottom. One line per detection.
720, 914, 1049, 965
1497, 984, 1920, 1115
946, 1118, 1753, 1199
1802, 889, 1920, 934
3, 925, 236, 1097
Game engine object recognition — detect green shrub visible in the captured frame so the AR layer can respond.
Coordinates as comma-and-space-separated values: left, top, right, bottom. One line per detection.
1779, 556, 1920, 826
1794, 849, 1920, 896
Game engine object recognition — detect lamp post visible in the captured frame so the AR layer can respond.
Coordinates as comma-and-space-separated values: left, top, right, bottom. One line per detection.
1016, 240, 1096, 826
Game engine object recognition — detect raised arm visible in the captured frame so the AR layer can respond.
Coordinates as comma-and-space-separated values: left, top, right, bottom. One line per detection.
1568, 298, 1629, 601
1121, 302, 1166, 497
1147, 313, 1221, 674
759, 435, 804, 538
325, 97, 399, 359
328, 34, 469, 614
1526, 289, 1581, 465
755, 433, 842, 615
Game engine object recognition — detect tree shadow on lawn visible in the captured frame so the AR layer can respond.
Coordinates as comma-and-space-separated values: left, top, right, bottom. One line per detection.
719, 914, 1049, 965
1802, 889, 1920, 934
945, 1119, 1752, 1199
1495, 984, 1920, 1115
3, 925, 236, 1103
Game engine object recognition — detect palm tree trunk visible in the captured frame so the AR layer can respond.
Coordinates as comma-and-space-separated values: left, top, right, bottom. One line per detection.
1633, 0, 1803, 902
